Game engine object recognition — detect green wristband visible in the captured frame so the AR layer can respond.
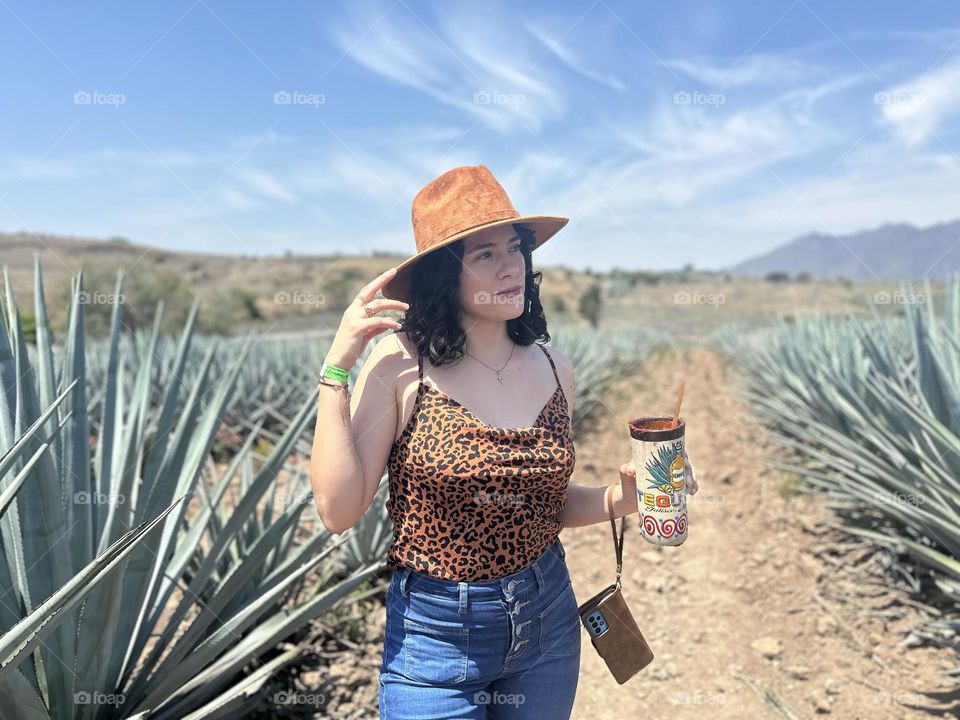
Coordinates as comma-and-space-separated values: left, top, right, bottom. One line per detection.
320, 362, 350, 383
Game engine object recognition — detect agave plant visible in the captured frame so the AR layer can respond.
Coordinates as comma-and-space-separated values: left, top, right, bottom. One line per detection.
0, 262, 385, 718
84, 332, 331, 448
714, 278, 960, 637
336, 478, 392, 574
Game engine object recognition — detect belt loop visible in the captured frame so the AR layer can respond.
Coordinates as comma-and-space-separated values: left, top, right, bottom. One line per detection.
458, 582, 468, 614
532, 563, 545, 593
399, 567, 411, 597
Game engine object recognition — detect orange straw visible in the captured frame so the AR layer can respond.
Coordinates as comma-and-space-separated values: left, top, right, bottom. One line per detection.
671, 381, 685, 428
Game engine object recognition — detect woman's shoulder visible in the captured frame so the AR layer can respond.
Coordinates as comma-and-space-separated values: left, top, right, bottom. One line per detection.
354, 332, 412, 382
389, 331, 418, 362
540, 343, 573, 376
369, 331, 419, 379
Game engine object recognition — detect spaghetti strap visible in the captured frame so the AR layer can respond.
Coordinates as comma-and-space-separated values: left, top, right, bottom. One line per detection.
538, 344, 561, 388
395, 352, 425, 445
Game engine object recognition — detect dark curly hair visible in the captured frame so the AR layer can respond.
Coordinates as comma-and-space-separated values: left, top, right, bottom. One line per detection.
397, 222, 550, 366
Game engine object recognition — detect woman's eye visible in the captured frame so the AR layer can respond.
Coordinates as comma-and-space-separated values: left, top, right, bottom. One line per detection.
477, 245, 520, 259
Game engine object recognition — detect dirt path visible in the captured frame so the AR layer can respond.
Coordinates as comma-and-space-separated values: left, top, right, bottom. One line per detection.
563, 345, 957, 719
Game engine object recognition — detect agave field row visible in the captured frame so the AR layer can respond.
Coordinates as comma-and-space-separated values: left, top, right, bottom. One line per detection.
715, 278, 960, 668
1, 263, 666, 717
84, 307, 662, 447
0, 266, 386, 718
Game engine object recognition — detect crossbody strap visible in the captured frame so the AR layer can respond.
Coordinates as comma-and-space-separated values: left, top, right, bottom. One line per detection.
604, 485, 625, 589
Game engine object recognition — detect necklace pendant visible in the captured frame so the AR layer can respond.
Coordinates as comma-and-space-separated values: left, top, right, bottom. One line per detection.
496, 371, 503, 384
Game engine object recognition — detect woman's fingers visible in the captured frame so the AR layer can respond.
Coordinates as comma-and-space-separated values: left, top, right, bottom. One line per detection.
678, 449, 698, 495
356, 267, 399, 305
361, 298, 409, 315
684, 464, 698, 495
361, 316, 402, 335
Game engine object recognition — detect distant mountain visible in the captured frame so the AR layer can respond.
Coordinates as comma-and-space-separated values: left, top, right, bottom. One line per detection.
730, 219, 960, 280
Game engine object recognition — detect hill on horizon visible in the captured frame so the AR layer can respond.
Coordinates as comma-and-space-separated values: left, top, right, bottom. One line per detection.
730, 219, 960, 280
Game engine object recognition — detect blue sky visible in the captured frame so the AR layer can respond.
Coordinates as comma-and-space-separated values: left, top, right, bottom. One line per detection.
2, 0, 959, 272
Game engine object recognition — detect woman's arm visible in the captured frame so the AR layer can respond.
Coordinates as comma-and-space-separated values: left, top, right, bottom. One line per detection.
558, 476, 637, 528
310, 336, 400, 533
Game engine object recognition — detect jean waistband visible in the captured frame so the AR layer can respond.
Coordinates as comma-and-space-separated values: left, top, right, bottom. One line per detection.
394, 538, 567, 603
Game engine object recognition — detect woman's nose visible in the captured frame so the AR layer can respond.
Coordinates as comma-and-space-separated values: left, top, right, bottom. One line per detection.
500, 257, 522, 277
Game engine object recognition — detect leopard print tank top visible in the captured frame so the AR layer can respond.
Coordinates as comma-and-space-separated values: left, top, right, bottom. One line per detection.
386, 343, 576, 581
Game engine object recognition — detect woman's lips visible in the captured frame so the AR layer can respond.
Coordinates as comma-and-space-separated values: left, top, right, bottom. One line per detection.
497, 286, 522, 297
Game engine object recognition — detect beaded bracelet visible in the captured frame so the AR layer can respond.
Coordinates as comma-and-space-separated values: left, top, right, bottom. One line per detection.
317, 377, 350, 427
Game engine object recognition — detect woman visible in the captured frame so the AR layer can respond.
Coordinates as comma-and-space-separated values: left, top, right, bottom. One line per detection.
310, 164, 698, 719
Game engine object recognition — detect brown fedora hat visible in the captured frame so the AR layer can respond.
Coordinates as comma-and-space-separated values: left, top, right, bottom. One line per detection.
381, 164, 568, 302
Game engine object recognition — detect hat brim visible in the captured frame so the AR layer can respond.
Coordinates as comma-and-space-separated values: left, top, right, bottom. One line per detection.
381, 215, 569, 302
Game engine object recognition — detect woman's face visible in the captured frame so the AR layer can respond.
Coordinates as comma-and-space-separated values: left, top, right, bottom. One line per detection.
457, 225, 526, 321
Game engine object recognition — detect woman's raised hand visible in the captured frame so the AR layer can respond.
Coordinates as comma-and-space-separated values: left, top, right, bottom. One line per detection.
325, 267, 410, 370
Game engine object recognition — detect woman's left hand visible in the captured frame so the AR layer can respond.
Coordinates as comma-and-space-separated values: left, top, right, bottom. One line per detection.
682, 449, 699, 495
618, 462, 639, 514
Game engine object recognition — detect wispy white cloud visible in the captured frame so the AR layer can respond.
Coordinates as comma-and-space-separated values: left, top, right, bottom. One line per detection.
878, 56, 960, 147
235, 168, 299, 204
664, 53, 817, 88
523, 22, 626, 93
330, 2, 564, 133
217, 186, 266, 212
610, 81, 842, 200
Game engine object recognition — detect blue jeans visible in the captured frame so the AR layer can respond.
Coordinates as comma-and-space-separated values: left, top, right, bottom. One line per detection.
378, 538, 581, 719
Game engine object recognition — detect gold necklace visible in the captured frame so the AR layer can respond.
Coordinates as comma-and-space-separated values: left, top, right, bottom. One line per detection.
465, 342, 516, 384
